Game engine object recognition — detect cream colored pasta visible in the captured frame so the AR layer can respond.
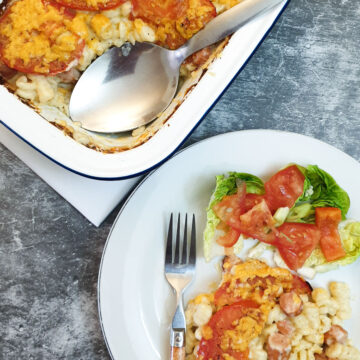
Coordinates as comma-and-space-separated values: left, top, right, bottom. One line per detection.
186, 281, 360, 360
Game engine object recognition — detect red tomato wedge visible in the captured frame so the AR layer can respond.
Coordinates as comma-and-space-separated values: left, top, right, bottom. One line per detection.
212, 182, 246, 230
264, 165, 305, 213
243, 193, 265, 213
215, 222, 241, 248
52, 0, 126, 11
275, 223, 321, 270
197, 301, 258, 360
0, 0, 84, 75
315, 207, 345, 261
235, 199, 278, 244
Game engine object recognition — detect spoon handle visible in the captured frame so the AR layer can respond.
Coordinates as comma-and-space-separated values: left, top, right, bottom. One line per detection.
179, 0, 286, 60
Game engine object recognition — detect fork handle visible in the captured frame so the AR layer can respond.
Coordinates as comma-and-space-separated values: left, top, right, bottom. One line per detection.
170, 329, 186, 360
170, 346, 185, 360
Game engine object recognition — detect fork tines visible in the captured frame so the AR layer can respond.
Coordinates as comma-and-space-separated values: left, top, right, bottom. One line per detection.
166, 213, 196, 266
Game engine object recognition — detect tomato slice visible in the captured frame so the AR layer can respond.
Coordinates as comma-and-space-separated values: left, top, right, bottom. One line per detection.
212, 182, 246, 230
264, 165, 305, 213
243, 193, 265, 213
215, 276, 277, 308
235, 199, 278, 244
315, 207, 345, 261
197, 301, 258, 360
132, 0, 216, 49
132, 0, 183, 21
275, 223, 321, 270
52, 0, 125, 11
214, 283, 241, 308
215, 222, 241, 248
0, 0, 84, 75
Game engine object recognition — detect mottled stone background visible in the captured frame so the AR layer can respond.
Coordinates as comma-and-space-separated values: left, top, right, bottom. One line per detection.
1, 0, 360, 359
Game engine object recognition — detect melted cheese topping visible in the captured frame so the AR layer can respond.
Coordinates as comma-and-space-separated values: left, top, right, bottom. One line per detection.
69, 13, 90, 39
90, 13, 111, 36
0, 0, 79, 73
223, 258, 294, 304
155, 0, 215, 49
190, 259, 296, 356
221, 308, 265, 352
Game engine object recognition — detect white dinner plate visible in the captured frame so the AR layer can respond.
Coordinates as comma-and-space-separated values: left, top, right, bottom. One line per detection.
98, 130, 360, 359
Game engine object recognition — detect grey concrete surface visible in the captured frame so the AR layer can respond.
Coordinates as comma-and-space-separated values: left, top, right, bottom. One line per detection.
1, 0, 360, 358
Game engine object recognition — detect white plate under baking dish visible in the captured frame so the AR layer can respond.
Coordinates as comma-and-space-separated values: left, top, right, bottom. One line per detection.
0, 1, 288, 180
98, 130, 360, 359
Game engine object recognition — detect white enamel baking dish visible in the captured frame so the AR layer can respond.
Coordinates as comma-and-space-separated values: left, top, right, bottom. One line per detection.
0, 1, 288, 180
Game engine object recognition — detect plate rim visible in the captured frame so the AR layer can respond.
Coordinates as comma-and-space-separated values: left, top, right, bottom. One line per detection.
0, 0, 290, 180
97, 128, 360, 360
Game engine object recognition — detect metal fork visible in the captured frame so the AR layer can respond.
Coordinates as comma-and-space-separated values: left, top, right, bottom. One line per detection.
165, 213, 196, 360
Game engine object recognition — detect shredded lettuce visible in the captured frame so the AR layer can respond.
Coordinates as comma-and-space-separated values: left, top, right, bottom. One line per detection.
273, 207, 290, 227
247, 242, 274, 259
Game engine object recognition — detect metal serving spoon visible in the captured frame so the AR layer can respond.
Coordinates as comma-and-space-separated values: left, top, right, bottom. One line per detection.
69, 0, 284, 133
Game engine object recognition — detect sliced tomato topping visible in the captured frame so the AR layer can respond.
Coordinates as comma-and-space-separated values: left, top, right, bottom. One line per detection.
52, 0, 125, 11
275, 223, 321, 270
264, 165, 305, 213
198, 301, 258, 360
291, 274, 312, 295
132, 0, 216, 49
214, 283, 241, 308
0, 0, 84, 75
215, 222, 241, 248
315, 207, 345, 262
215, 276, 277, 308
235, 199, 278, 244
132, 0, 183, 21
212, 182, 246, 230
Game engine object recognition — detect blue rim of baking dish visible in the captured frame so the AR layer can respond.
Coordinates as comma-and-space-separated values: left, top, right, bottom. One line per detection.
0, 0, 291, 181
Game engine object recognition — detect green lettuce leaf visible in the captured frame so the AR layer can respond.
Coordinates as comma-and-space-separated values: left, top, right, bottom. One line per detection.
296, 165, 314, 203
305, 165, 350, 219
287, 165, 350, 223
287, 203, 315, 223
204, 173, 264, 261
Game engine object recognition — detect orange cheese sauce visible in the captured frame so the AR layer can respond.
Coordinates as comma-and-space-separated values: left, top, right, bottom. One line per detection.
0, 0, 80, 73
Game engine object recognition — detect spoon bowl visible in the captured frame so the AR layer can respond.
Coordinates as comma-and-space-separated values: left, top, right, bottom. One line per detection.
69, 0, 284, 133
69, 43, 185, 133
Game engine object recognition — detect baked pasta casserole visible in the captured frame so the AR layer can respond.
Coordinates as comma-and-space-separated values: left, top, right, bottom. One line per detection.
0, 0, 244, 152
185, 256, 360, 360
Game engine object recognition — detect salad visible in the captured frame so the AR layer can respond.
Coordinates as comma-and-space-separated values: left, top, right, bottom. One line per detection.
204, 164, 360, 277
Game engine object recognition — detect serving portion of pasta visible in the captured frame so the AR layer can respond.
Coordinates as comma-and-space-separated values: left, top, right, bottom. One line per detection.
185, 257, 360, 360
